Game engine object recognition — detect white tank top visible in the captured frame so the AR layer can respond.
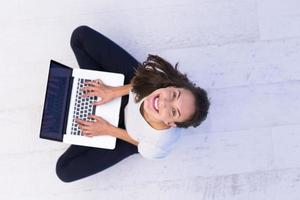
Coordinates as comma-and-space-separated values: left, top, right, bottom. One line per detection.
124, 90, 181, 159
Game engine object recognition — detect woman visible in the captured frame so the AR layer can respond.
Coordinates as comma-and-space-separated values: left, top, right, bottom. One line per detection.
56, 26, 210, 182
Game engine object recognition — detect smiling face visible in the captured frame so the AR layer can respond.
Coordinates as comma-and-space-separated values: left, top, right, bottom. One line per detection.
142, 86, 196, 129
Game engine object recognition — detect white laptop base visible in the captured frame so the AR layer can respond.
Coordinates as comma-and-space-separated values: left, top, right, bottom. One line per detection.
64, 68, 124, 149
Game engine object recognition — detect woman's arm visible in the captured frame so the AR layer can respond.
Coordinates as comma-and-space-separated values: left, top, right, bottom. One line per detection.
111, 84, 132, 99
110, 127, 138, 146
76, 115, 138, 146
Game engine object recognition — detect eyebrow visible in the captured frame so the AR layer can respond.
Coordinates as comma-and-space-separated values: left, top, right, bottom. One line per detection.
177, 90, 181, 118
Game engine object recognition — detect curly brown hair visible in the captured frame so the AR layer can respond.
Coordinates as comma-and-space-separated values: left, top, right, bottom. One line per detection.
131, 54, 210, 128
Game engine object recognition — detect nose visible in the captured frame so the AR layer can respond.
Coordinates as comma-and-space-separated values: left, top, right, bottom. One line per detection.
161, 97, 172, 109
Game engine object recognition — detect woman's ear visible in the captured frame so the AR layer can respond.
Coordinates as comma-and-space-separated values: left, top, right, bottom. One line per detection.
168, 122, 177, 128
162, 120, 177, 128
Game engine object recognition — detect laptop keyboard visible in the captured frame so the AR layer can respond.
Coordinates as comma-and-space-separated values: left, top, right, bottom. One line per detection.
70, 78, 97, 136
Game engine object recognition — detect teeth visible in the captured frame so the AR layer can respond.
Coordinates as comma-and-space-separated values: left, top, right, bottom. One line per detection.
154, 97, 159, 111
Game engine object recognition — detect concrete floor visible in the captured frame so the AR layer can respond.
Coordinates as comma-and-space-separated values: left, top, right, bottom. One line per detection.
1, 0, 300, 199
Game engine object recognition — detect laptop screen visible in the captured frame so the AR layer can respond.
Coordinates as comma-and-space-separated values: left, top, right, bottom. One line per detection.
40, 60, 73, 141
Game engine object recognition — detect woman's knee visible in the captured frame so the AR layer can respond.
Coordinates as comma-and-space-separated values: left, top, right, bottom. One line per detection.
55, 157, 75, 183
70, 25, 92, 49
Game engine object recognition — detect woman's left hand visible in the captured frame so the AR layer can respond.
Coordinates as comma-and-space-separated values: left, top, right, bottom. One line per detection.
75, 115, 115, 137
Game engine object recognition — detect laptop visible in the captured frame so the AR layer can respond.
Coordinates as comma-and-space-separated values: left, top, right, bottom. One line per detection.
39, 60, 124, 149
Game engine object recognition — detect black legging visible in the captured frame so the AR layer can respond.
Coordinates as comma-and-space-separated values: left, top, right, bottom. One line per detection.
56, 26, 140, 182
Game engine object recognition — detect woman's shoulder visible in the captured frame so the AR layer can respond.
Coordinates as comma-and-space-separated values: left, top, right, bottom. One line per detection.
126, 126, 181, 160
138, 128, 182, 159
156, 127, 182, 145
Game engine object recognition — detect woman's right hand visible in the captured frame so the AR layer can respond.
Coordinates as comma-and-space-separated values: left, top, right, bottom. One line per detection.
81, 79, 118, 106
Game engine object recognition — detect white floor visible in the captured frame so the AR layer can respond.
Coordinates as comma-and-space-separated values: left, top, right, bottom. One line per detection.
1, 0, 300, 199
